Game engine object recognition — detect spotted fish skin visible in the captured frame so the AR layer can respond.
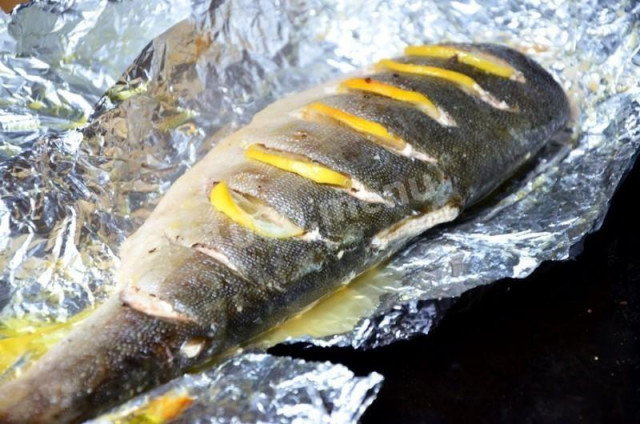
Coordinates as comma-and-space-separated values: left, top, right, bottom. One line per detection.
0, 44, 569, 423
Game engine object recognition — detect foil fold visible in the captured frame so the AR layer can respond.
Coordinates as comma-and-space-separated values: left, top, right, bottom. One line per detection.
0, 0, 190, 153
1, 0, 640, 420
89, 353, 383, 424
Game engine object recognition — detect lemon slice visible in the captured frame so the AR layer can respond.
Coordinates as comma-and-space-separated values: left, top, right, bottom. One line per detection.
246, 145, 351, 188
306, 102, 406, 151
377, 59, 480, 92
210, 181, 304, 238
0, 308, 93, 378
405, 45, 517, 79
340, 78, 441, 121
120, 391, 194, 423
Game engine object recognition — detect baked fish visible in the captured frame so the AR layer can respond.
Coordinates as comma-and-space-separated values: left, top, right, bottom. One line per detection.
0, 43, 569, 423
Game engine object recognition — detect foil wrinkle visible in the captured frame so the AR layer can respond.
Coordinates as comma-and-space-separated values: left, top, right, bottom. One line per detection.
1, 0, 640, 420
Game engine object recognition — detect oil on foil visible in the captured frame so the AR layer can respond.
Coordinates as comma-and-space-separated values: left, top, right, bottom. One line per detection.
1, 0, 639, 421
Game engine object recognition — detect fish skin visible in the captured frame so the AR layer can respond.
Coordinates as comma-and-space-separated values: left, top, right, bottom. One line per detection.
0, 43, 570, 423
255, 120, 450, 208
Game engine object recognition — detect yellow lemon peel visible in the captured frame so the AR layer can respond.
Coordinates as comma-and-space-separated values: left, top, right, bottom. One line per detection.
210, 181, 304, 238
405, 45, 517, 78
306, 102, 406, 151
246, 145, 351, 188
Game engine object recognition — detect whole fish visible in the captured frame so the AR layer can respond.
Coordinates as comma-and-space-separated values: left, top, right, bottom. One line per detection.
0, 43, 569, 423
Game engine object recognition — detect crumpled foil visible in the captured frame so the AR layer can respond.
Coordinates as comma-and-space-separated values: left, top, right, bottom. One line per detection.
88, 353, 383, 424
0, 0, 192, 318
1, 0, 640, 421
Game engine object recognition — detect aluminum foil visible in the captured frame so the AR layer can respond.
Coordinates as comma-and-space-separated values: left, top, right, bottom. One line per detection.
89, 353, 382, 423
0, 0, 192, 319
1, 0, 640, 421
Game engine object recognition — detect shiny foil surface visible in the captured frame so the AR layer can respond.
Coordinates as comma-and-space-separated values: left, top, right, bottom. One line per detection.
1, 0, 640, 421
88, 353, 382, 423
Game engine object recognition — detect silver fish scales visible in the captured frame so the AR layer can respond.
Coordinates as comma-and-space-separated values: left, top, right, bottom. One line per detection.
0, 43, 569, 423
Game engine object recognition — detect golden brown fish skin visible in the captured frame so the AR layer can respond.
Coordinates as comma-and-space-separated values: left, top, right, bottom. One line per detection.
0, 44, 570, 423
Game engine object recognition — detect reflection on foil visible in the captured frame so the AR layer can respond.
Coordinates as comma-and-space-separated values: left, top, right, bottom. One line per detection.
0, 0, 190, 153
89, 353, 383, 424
1, 0, 640, 420
0, 0, 191, 318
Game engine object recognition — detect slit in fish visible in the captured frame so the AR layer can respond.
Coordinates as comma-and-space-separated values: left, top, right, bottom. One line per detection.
376, 59, 516, 111
296, 227, 340, 246
371, 204, 460, 250
339, 77, 457, 127
211, 180, 345, 246
245, 144, 352, 188
210, 181, 305, 239
404, 44, 526, 82
121, 285, 196, 323
245, 143, 393, 205
191, 243, 241, 274
302, 102, 438, 163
